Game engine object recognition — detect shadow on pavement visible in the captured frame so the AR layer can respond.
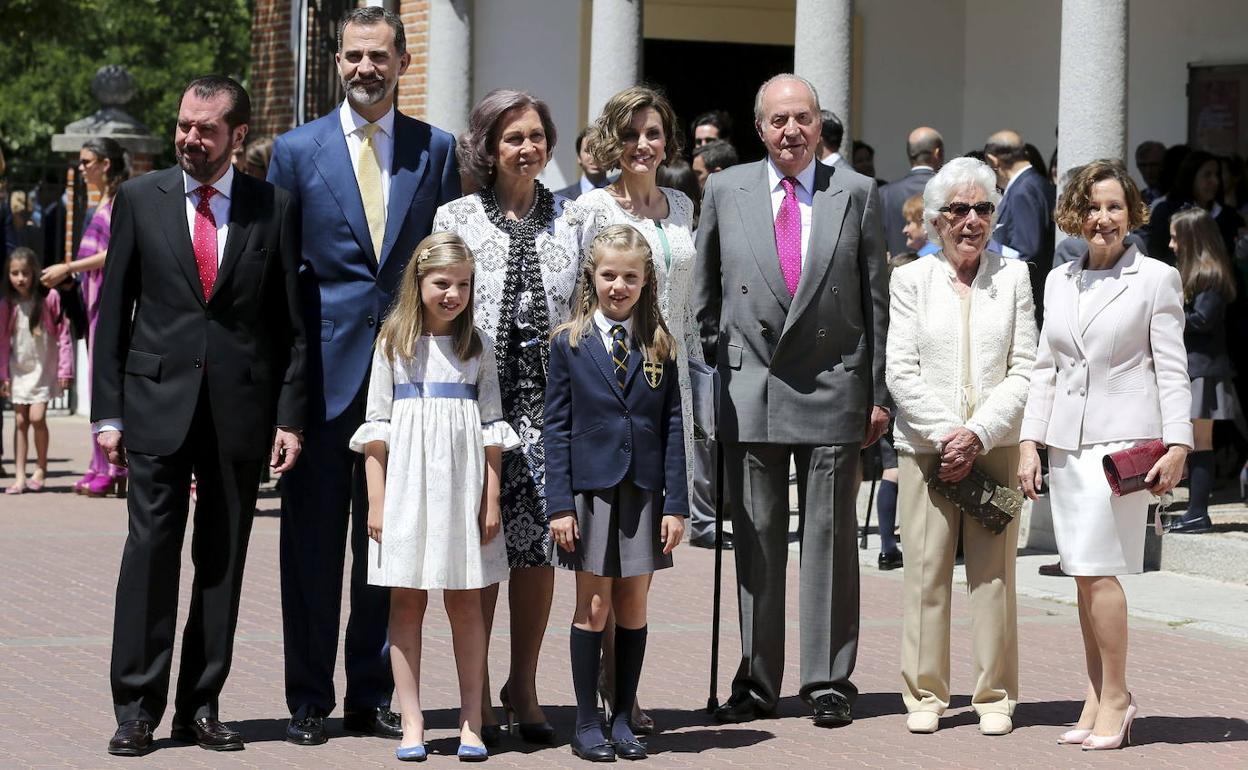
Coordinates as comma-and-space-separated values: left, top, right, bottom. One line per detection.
1131, 715, 1248, 745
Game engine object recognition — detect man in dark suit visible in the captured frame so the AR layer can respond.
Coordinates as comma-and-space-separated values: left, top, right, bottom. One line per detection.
266, 6, 460, 745
880, 127, 943, 257
817, 109, 851, 170
554, 127, 609, 200
984, 130, 1056, 323
694, 74, 889, 729
96, 76, 306, 756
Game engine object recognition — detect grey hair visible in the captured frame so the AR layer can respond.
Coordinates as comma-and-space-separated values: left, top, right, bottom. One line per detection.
922, 156, 1001, 241
456, 89, 557, 187
753, 73, 820, 123
338, 6, 406, 56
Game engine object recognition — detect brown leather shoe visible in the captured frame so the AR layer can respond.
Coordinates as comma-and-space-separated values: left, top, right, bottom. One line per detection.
170, 716, 244, 751
108, 720, 154, 756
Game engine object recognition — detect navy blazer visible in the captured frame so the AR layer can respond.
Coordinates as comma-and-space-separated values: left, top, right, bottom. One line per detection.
880, 167, 934, 257
268, 108, 460, 421
543, 327, 688, 517
993, 168, 1055, 267
1185, 289, 1234, 379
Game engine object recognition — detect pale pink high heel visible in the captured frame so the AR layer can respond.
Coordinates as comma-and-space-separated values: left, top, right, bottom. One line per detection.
1081, 695, 1137, 750
1058, 728, 1092, 744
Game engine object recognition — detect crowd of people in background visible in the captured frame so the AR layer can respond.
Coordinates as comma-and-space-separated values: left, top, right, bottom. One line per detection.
3, 4, 1248, 765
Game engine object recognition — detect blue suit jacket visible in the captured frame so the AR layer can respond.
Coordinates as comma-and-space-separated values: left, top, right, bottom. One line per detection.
268, 108, 460, 420
543, 328, 688, 517
992, 167, 1055, 267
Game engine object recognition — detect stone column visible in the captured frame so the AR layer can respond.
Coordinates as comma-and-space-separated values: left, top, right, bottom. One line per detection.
1056, 0, 1127, 180
794, 0, 852, 146
587, 0, 642, 123
425, 0, 472, 137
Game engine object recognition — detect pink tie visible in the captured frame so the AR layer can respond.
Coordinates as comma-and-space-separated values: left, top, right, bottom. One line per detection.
193, 185, 218, 300
775, 176, 801, 296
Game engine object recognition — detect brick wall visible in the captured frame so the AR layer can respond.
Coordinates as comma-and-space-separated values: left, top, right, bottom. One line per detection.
397, 0, 430, 120
250, 0, 296, 138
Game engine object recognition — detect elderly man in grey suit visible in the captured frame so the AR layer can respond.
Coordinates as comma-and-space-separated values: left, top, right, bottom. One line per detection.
694, 73, 889, 728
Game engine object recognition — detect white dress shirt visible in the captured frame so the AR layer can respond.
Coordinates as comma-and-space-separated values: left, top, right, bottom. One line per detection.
593, 309, 634, 353
340, 100, 395, 212
766, 157, 816, 266
184, 166, 233, 267
820, 152, 844, 167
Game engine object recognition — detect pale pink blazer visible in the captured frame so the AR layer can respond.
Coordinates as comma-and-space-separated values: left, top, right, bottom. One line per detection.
1020, 245, 1193, 451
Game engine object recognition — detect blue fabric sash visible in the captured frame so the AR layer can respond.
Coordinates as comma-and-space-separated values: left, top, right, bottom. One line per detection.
394, 382, 479, 400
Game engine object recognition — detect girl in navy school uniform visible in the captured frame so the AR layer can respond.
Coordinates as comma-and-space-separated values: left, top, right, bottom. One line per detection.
543, 223, 687, 762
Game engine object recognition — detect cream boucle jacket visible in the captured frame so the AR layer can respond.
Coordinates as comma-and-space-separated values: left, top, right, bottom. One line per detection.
886, 251, 1037, 455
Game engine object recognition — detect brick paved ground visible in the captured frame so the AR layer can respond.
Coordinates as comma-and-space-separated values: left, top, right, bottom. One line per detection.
1, 416, 1246, 769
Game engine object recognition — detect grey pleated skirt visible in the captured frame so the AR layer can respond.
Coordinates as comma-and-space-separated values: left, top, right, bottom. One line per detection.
556, 480, 674, 578
1190, 375, 1245, 422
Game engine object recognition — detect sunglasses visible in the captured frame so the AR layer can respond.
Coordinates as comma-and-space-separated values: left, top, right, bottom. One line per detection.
939, 202, 995, 219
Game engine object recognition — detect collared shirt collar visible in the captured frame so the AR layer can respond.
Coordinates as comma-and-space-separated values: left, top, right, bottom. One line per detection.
340, 100, 396, 139
183, 164, 234, 199
593, 308, 633, 338
766, 156, 817, 195
911, 165, 935, 173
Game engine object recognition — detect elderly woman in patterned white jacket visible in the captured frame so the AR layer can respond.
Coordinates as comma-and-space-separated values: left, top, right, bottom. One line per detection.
885, 157, 1038, 737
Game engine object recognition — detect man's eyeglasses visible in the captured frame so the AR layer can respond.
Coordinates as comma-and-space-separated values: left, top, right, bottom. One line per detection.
939, 202, 995, 219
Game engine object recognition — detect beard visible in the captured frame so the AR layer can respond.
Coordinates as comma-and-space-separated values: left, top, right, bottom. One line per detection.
176, 144, 230, 182
342, 74, 390, 106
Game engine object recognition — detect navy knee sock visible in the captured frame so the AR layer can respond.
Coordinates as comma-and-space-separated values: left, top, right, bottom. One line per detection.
1184, 450, 1215, 523
570, 626, 605, 741
877, 479, 899, 554
610, 625, 648, 743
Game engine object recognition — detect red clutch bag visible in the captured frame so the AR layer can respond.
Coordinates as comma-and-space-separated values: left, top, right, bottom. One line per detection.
1102, 439, 1186, 496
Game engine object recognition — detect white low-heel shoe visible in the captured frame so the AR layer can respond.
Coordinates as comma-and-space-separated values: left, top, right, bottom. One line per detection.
906, 712, 940, 733
979, 713, 1013, 735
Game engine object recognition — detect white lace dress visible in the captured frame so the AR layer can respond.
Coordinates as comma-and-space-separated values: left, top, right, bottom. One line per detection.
561, 187, 702, 487
349, 333, 520, 590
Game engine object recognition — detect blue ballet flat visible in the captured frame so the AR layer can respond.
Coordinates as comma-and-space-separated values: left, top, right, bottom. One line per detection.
457, 742, 489, 762
395, 744, 428, 762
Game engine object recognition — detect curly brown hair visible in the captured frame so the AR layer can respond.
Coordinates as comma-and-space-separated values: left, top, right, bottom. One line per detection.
1054, 159, 1149, 237
585, 85, 684, 172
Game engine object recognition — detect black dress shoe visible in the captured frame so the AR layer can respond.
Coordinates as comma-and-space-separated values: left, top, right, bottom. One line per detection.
170, 716, 244, 751
1038, 561, 1067, 577
108, 720, 154, 756
570, 731, 617, 762
811, 694, 853, 728
286, 716, 327, 745
1167, 515, 1213, 534
713, 692, 771, 724
878, 550, 903, 570
690, 531, 733, 550
612, 737, 647, 760
344, 707, 403, 739
481, 724, 501, 746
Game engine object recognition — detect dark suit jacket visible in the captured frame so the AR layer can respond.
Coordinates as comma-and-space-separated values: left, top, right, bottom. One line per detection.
92, 166, 307, 460
1185, 289, 1234, 379
880, 166, 934, 257
542, 327, 687, 517
693, 159, 888, 445
994, 167, 1055, 266
268, 108, 460, 421
553, 182, 582, 200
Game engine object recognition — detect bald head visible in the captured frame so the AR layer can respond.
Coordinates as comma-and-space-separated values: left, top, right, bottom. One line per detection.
984, 129, 1029, 185
907, 126, 944, 168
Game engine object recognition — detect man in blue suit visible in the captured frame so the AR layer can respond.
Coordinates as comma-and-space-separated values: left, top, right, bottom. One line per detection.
267, 6, 460, 746
984, 130, 1055, 325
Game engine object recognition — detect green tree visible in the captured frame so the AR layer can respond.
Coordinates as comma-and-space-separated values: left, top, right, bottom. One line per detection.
0, 0, 252, 178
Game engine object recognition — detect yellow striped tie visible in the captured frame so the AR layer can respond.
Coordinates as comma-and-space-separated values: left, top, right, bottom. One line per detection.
356, 122, 385, 259
611, 325, 629, 388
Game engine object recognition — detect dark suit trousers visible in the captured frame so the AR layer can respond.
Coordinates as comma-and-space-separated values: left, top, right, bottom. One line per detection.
724, 441, 861, 709
280, 381, 391, 719
111, 386, 262, 725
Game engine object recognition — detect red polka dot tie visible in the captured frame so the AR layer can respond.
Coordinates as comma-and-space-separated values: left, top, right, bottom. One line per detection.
193, 185, 218, 301
775, 176, 801, 297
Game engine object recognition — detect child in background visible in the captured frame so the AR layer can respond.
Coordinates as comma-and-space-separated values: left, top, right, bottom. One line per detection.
351, 232, 518, 762
544, 224, 687, 762
1, 247, 74, 494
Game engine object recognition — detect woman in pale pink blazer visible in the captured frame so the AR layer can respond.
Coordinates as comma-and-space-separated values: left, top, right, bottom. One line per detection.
1018, 161, 1191, 751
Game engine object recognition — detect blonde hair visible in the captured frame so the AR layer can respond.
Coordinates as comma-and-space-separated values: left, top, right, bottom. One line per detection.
378, 232, 482, 363
1171, 207, 1237, 302
553, 224, 676, 361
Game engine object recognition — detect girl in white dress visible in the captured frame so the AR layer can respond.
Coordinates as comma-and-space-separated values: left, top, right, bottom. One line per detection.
1, 248, 74, 494
351, 233, 520, 762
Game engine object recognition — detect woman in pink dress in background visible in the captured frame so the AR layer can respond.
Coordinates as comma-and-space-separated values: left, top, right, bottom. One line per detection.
40, 137, 129, 497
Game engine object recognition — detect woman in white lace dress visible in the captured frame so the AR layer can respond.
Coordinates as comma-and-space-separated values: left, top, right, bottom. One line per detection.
560, 84, 699, 735
433, 89, 579, 744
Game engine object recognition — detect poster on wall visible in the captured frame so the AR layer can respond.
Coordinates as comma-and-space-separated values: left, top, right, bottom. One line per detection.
1188, 64, 1248, 156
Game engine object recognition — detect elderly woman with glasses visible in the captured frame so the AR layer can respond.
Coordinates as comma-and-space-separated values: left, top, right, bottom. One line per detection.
886, 157, 1037, 736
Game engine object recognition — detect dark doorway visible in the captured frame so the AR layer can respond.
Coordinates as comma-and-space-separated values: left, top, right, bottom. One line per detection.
643, 38, 794, 162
